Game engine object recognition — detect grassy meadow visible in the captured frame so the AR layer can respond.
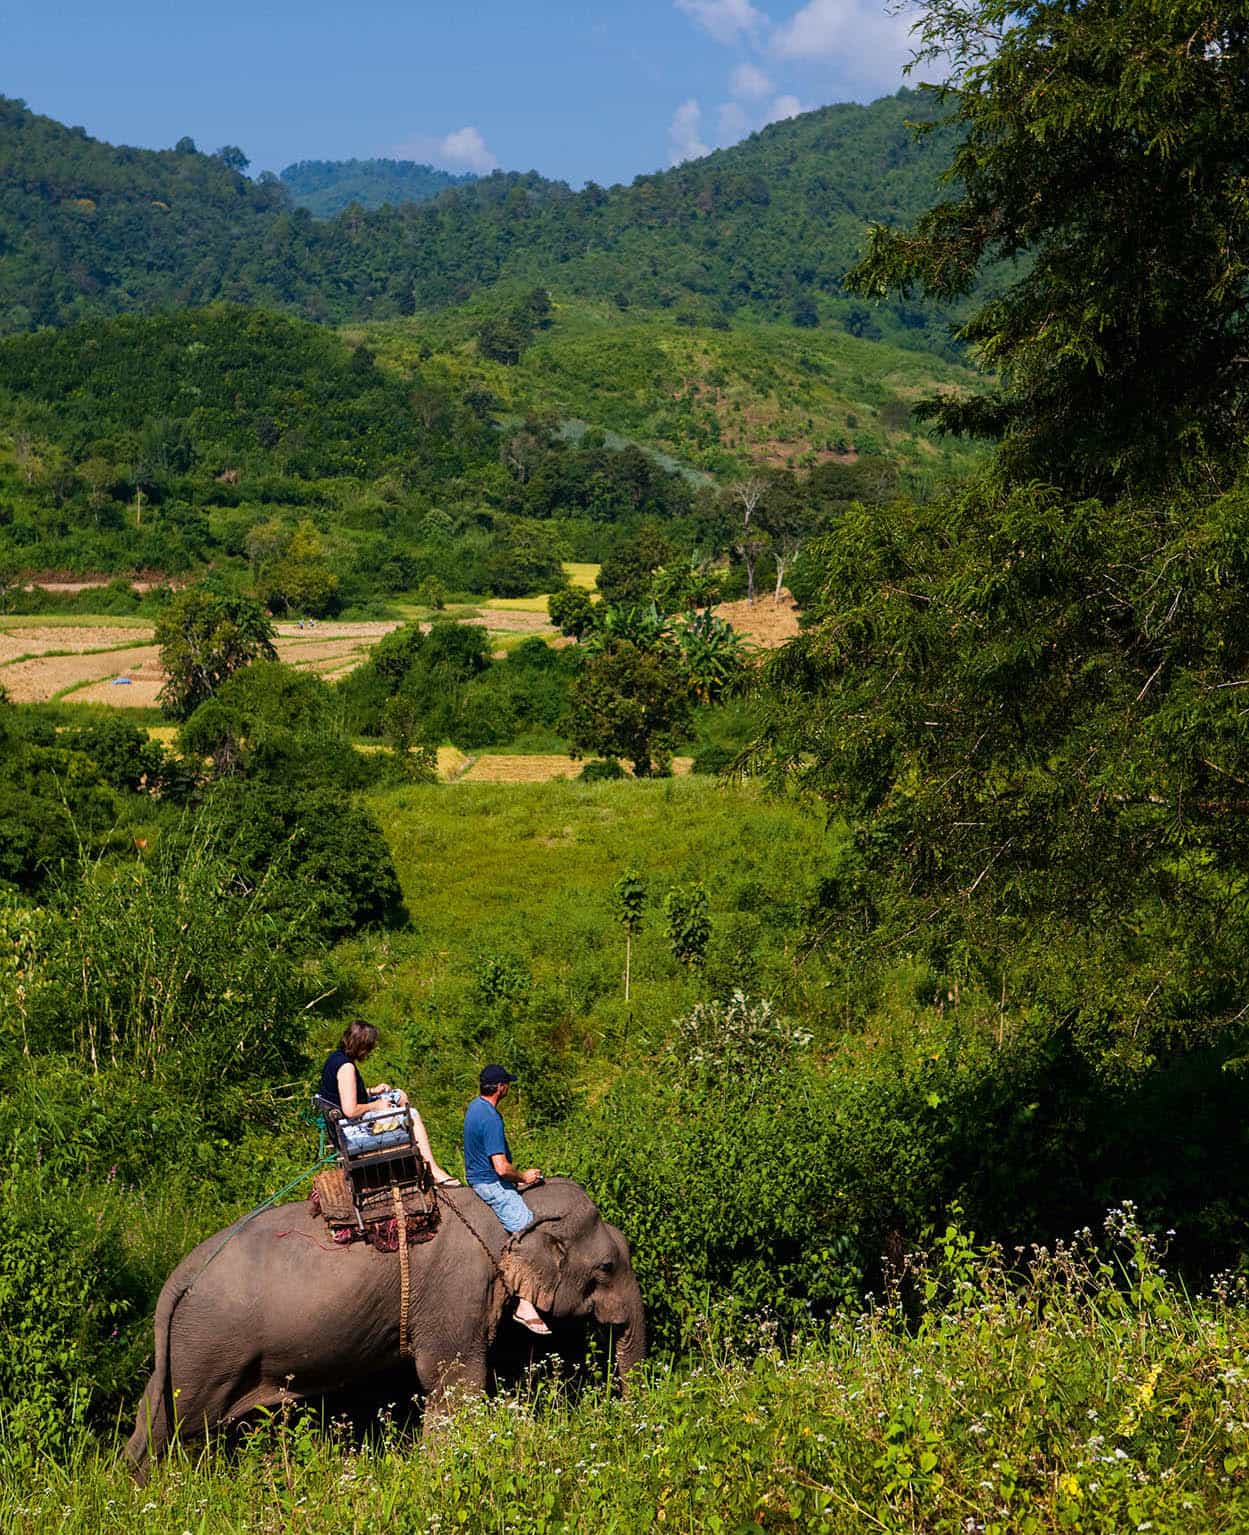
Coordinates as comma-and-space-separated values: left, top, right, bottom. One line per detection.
321, 774, 831, 1145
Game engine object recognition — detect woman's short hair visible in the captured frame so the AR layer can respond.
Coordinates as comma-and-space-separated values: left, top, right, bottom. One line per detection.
338, 1019, 379, 1061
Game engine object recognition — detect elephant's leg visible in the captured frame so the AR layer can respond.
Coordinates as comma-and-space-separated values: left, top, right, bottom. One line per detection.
418, 1348, 488, 1432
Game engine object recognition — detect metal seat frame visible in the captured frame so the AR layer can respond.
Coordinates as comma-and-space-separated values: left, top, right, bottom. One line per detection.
313, 1094, 430, 1208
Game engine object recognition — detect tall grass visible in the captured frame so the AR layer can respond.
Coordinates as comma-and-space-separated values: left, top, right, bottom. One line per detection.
3, 1214, 1244, 1532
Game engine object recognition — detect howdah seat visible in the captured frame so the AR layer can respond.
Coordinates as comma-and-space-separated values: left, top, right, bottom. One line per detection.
312, 1093, 432, 1211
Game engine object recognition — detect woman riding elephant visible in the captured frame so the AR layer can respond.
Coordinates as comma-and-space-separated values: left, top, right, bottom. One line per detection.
125, 1177, 645, 1475
320, 1019, 459, 1187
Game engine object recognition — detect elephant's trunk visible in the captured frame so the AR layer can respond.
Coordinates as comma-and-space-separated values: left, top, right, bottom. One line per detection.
608, 1271, 646, 1388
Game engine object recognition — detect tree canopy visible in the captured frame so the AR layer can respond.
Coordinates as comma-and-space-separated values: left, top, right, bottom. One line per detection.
155, 580, 277, 719
851, 0, 1249, 495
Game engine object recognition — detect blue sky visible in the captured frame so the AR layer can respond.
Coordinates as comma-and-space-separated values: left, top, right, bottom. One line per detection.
5, 1, 921, 186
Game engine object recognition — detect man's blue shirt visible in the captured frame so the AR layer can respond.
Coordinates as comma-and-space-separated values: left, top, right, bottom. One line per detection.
463, 1096, 510, 1185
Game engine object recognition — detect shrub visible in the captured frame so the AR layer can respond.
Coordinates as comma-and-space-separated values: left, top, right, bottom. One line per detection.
0, 1179, 138, 1460
690, 743, 734, 775
578, 758, 625, 782
22, 820, 322, 1094
160, 782, 405, 943
62, 716, 166, 794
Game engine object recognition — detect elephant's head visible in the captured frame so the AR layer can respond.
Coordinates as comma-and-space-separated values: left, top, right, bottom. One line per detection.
498, 1179, 646, 1381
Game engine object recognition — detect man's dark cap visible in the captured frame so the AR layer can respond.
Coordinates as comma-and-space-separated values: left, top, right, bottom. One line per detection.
479, 1064, 517, 1088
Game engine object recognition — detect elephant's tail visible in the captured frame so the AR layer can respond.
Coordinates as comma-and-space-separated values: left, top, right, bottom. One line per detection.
124, 1276, 184, 1479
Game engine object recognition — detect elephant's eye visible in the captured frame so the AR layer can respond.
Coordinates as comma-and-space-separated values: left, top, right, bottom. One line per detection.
595, 1257, 615, 1273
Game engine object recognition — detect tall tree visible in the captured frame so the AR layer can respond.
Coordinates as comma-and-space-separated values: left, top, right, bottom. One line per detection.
155, 580, 277, 720
730, 478, 768, 606
851, 0, 1249, 495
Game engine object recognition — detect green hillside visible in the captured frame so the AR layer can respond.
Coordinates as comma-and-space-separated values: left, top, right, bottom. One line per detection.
0, 90, 971, 354
281, 157, 476, 216
0, 298, 984, 596
351, 294, 986, 485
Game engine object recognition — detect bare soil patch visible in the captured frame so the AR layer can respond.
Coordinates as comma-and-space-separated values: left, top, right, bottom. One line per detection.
460, 754, 582, 784
273, 621, 400, 641
459, 754, 693, 784
714, 590, 800, 649
463, 610, 557, 636
0, 624, 155, 664
21, 577, 179, 595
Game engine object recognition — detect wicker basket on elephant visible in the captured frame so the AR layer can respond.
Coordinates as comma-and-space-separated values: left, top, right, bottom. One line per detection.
311, 1167, 440, 1251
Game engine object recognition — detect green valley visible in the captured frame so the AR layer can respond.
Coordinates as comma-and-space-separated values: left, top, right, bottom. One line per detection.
5, 3, 1249, 1528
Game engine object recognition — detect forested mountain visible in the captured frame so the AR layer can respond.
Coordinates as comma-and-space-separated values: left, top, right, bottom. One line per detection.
280, 158, 476, 217
0, 91, 968, 353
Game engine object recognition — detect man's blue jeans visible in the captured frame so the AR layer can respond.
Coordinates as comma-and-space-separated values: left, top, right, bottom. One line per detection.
470, 1178, 534, 1234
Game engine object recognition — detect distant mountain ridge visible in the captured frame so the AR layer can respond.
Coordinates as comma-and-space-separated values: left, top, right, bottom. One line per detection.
0, 90, 968, 354
280, 158, 476, 217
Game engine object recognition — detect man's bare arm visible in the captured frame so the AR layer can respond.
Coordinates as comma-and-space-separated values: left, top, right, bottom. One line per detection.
490, 1152, 541, 1187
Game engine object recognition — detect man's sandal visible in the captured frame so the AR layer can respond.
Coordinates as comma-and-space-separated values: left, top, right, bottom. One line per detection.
515, 1314, 552, 1336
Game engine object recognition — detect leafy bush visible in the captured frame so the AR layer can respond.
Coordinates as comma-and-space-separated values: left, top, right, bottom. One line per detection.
61, 716, 166, 794
0, 1180, 138, 1460
180, 660, 371, 789
19, 821, 322, 1096
158, 782, 404, 943
578, 758, 625, 782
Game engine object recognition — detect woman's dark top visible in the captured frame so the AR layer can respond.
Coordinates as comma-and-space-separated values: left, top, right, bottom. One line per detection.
320, 1049, 368, 1114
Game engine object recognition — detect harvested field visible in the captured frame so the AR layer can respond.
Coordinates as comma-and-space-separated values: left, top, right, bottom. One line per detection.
459, 754, 693, 784
0, 611, 558, 709
463, 609, 557, 635
459, 754, 582, 784
0, 618, 402, 705
272, 621, 399, 642
437, 747, 470, 780
714, 590, 800, 648
0, 624, 152, 664
21, 577, 178, 595
2, 643, 162, 703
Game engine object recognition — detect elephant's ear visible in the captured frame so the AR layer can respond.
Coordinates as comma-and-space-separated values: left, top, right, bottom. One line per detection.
500, 1224, 565, 1313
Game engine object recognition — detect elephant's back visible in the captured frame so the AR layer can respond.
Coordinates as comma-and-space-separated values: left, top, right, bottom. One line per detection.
165, 1200, 360, 1300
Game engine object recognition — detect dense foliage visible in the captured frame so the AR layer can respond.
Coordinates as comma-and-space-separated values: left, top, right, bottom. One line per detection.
852, 0, 1249, 494
280, 157, 475, 217
0, 91, 975, 351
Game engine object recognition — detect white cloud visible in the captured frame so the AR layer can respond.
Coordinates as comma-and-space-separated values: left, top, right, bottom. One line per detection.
675, 0, 766, 45
669, 98, 711, 164
392, 125, 498, 173
718, 100, 752, 139
764, 92, 803, 122
731, 62, 774, 99
771, 0, 916, 91
436, 126, 498, 173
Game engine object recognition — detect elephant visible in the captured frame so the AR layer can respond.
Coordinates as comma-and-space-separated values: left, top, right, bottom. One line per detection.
125, 1176, 645, 1476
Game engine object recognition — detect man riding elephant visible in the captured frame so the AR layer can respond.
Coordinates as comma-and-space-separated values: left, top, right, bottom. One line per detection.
463, 1063, 549, 1335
